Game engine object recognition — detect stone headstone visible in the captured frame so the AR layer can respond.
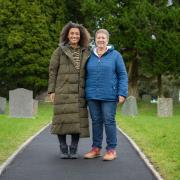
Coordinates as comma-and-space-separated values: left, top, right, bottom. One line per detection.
142, 94, 151, 102
33, 100, 38, 116
0, 97, 6, 114
157, 98, 173, 117
9, 88, 33, 118
122, 96, 138, 116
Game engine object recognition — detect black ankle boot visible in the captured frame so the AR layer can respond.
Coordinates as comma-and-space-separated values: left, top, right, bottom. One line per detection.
60, 145, 69, 159
69, 146, 78, 159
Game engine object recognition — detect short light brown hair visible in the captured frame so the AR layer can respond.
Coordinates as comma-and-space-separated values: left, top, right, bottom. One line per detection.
95, 29, 109, 41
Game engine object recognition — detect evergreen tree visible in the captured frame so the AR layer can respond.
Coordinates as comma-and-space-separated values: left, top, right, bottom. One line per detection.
0, 0, 179, 98
137, 1, 180, 96
0, 0, 66, 97
81, 0, 180, 97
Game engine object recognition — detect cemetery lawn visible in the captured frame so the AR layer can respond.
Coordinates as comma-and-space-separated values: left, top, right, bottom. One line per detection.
0, 102, 53, 165
117, 102, 180, 180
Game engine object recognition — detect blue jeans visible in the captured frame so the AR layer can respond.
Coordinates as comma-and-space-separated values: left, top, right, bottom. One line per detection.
88, 100, 117, 150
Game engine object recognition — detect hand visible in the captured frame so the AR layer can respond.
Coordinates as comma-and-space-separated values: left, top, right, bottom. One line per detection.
118, 96, 125, 104
49, 93, 55, 103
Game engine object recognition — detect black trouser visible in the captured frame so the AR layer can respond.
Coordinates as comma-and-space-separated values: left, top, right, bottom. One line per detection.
57, 134, 80, 148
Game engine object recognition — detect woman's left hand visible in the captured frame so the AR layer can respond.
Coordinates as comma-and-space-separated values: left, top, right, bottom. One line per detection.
118, 96, 125, 104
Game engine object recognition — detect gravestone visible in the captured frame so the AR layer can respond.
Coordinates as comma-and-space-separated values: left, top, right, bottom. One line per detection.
33, 100, 38, 116
0, 97, 6, 114
9, 88, 33, 118
157, 98, 173, 117
122, 96, 138, 116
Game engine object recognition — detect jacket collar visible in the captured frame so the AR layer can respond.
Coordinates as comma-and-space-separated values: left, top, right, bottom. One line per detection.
59, 43, 88, 70
93, 45, 114, 57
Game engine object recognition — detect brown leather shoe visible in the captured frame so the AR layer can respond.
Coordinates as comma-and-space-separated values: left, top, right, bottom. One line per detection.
103, 149, 117, 161
84, 147, 101, 159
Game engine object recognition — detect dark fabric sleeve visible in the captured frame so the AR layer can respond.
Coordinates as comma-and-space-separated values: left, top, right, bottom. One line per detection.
48, 47, 60, 94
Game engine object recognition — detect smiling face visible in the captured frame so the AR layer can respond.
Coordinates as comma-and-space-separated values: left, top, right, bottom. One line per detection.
95, 32, 108, 49
68, 28, 80, 46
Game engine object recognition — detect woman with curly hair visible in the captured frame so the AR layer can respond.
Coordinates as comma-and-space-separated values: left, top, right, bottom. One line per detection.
48, 22, 91, 159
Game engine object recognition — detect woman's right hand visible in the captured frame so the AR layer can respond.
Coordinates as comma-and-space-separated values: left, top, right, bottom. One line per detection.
49, 93, 55, 103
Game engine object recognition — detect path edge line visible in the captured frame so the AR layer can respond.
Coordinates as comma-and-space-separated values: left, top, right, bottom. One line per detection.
0, 123, 50, 176
117, 127, 164, 180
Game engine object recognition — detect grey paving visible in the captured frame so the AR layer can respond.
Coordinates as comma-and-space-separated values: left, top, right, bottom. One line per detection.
0, 126, 157, 180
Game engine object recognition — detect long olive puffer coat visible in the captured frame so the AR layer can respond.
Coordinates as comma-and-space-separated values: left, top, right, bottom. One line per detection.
48, 44, 90, 137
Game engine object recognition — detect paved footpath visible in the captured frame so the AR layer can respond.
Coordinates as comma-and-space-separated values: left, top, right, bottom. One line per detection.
0, 126, 157, 180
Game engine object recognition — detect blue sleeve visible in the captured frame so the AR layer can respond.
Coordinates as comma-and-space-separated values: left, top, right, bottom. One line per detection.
115, 52, 128, 97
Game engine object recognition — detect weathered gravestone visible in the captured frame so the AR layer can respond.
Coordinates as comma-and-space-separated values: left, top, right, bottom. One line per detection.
157, 98, 173, 117
0, 97, 6, 114
33, 100, 38, 116
122, 96, 138, 116
9, 88, 33, 118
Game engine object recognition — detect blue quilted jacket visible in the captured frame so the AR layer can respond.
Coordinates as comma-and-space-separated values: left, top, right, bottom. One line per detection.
85, 46, 128, 101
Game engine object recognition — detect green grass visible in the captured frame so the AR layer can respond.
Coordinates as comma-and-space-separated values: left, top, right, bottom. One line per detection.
117, 102, 180, 180
0, 102, 53, 165
1, 101, 179, 180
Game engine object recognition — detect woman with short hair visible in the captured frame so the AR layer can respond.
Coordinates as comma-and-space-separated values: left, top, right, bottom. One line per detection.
84, 29, 128, 161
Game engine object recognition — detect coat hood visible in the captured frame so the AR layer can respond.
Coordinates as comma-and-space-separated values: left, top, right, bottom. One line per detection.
92, 45, 114, 57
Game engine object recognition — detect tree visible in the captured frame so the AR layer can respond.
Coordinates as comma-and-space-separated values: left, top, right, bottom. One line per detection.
80, 0, 180, 97
0, 0, 66, 97
0, 0, 179, 98
138, 2, 180, 96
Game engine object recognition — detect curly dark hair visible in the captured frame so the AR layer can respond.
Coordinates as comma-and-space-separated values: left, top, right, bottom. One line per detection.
60, 22, 90, 48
